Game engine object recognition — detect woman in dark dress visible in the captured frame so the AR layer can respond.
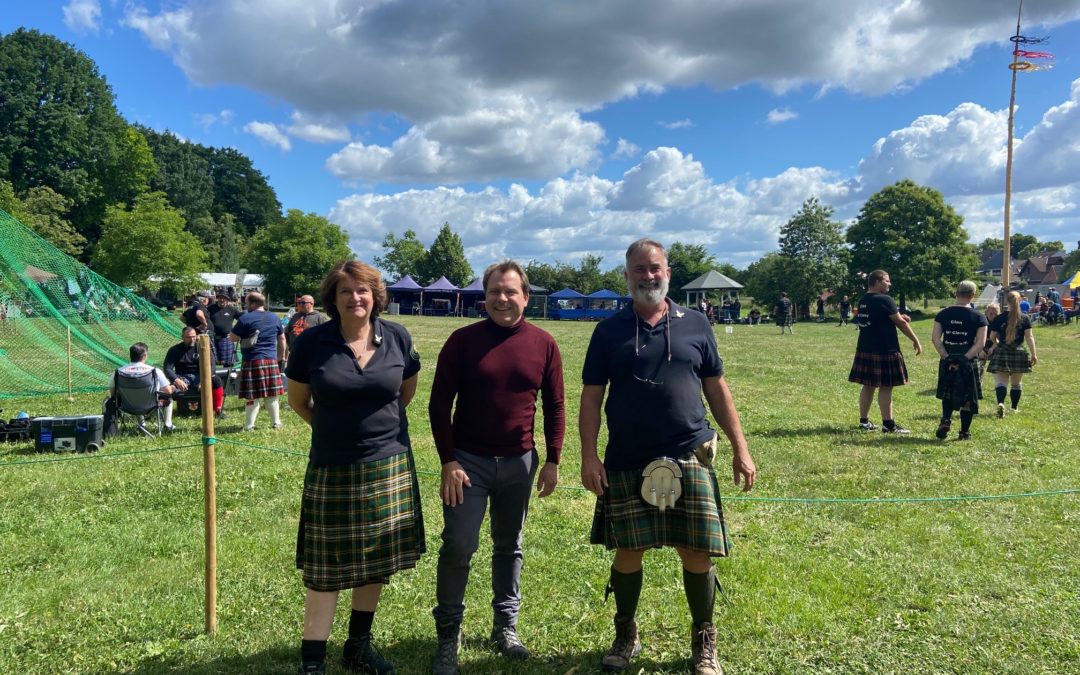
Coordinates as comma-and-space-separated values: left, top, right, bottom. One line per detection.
286, 260, 424, 675
930, 281, 987, 440
986, 290, 1038, 417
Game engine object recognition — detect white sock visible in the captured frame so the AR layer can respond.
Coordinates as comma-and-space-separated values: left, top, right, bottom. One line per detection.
163, 402, 174, 427
244, 401, 260, 430
267, 396, 281, 426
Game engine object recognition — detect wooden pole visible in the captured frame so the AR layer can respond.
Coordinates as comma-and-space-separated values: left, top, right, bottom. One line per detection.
1002, 0, 1024, 289
66, 325, 74, 401
198, 333, 218, 634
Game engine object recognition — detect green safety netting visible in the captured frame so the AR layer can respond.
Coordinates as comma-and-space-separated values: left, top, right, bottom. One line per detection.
0, 209, 180, 398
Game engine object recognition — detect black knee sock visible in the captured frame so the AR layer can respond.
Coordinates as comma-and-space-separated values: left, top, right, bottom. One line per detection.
301, 639, 327, 664
959, 410, 974, 433
349, 609, 374, 639
995, 386, 1007, 405
1010, 387, 1022, 409
941, 400, 954, 420
683, 567, 716, 625
608, 567, 643, 619
883, 419, 896, 430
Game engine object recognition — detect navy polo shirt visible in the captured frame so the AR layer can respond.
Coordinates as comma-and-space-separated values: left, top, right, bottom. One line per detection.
582, 302, 723, 471
231, 309, 284, 361
285, 318, 421, 466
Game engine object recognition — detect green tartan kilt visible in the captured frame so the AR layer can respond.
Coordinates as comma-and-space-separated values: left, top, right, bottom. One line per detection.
987, 344, 1032, 374
296, 450, 426, 592
590, 452, 731, 556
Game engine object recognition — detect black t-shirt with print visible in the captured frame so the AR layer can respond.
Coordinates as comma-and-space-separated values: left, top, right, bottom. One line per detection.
988, 312, 1032, 347
934, 306, 987, 355
855, 292, 900, 353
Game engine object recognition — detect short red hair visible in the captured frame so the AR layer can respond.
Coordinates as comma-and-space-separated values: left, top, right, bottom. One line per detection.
320, 260, 388, 319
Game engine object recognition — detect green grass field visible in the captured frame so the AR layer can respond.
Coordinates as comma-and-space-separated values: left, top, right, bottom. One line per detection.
2, 316, 1078, 674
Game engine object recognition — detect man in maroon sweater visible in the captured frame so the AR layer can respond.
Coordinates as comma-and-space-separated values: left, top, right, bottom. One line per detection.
429, 260, 565, 674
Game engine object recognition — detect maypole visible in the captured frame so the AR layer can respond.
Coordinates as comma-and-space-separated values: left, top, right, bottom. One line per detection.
1002, 0, 1053, 287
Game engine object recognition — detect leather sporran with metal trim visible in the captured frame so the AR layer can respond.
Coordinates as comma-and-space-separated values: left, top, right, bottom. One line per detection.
639, 458, 683, 512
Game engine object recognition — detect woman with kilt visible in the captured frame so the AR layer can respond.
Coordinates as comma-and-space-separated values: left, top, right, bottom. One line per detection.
229, 292, 287, 429
285, 260, 424, 675
930, 281, 988, 440
848, 270, 922, 433
986, 290, 1038, 418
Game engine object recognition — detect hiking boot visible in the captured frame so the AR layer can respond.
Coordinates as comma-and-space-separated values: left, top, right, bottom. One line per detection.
882, 424, 911, 434
342, 635, 395, 674
432, 623, 461, 675
601, 615, 641, 672
858, 421, 877, 431
691, 622, 723, 675
997, 403, 1006, 418
297, 662, 326, 675
490, 625, 530, 660
935, 418, 952, 440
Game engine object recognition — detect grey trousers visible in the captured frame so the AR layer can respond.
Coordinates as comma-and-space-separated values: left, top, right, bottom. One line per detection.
433, 448, 539, 628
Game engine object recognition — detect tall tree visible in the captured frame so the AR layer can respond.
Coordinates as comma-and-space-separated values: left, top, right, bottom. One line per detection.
374, 229, 428, 282
666, 242, 717, 299
203, 146, 282, 234
524, 260, 560, 291
218, 214, 241, 272
777, 197, 849, 308
742, 252, 788, 309
572, 253, 604, 295
13, 185, 86, 256
92, 192, 206, 295
847, 180, 976, 309
599, 265, 628, 296
419, 223, 473, 287
140, 125, 215, 223
0, 29, 155, 252
245, 209, 353, 302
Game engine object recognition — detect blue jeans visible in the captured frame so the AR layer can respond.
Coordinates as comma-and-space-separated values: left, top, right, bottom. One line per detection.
433, 448, 539, 628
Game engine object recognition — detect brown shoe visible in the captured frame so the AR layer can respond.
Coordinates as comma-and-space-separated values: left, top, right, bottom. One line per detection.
601, 614, 641, 672
692, 622, 723, 675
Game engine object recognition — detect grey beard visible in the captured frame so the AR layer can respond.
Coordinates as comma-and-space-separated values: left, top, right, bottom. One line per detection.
631, 280, 668, 305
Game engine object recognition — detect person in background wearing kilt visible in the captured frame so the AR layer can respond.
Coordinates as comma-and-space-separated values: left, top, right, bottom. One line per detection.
838, 295, 852, 327
285, 260, 424, 675
931, 281, 987, 441
774, 291, 793, 334
580, 239, 756, 675
229, 292, 287, 430
848, 269, 922, 433
428, 260, 565, 674
209, 293, 240, 368
986, 290, 1038, 417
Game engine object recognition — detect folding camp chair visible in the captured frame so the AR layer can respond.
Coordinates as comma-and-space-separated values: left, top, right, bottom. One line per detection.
114, 369, 167, 437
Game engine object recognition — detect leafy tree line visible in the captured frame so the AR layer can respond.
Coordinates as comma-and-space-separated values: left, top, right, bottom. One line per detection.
0, 28, 352, 301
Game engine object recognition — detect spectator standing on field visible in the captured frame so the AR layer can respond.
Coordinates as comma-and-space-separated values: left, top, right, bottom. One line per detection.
229, 292, 287, 431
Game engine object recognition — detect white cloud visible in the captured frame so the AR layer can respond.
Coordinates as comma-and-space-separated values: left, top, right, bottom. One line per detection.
767, 108, 798, 125
195, 109, 234, 130
611, 138, 641, 160
63, 0, 102, 34
286, 112, 351, 144
243, 121, 291, 151
326, 97, 604, 183
659, 118, 694, 130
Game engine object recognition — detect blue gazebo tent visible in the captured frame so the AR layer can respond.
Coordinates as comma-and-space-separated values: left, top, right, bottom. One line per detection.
586, 289, 628, 319
459, 278, 486, 316
387, 275, 423, 314
423, 276, 460, 315
549, 288, 587, 320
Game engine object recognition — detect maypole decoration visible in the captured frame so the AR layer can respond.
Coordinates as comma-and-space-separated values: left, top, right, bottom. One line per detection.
1002, 0, 1053, 287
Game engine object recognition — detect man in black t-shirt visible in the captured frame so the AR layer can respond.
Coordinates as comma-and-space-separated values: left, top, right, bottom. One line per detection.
847, 270, 922, 433
209, 294, 240, 367
931, 281, 987, 440
774, 292, 793, 334
838, 295, 852, 326
182, 291, 214, 339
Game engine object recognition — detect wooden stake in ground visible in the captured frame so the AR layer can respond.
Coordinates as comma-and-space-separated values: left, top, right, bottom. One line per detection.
198, 333, 218, 634
66, 325, 74, 402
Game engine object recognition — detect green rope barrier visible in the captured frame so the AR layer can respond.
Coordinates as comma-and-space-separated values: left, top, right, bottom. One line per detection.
0, 443, 203, 466
202, 436, 216, 445
215, 437, 307, 457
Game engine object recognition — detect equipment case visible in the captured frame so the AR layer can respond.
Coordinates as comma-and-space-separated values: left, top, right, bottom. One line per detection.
32, 415, 105, 453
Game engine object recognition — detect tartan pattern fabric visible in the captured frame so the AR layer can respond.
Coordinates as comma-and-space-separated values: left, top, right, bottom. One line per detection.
987, 344, 1032, 374
590, 452, 730, 556
296, 451, 426, 591
848, 350, 909, 387
935, 358, 983, 414
238, 358, 285, 400
775, 313, 794, 326
214, 337, 236, 367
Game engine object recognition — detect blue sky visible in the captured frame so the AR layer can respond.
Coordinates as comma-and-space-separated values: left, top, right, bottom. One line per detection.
5, 1, 1080, 273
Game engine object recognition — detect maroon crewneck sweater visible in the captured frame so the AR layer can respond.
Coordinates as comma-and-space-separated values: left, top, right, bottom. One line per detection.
429, 318, 565, 465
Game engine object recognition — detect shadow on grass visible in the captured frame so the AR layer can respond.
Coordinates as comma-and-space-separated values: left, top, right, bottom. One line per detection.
124, 638, 689, 674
